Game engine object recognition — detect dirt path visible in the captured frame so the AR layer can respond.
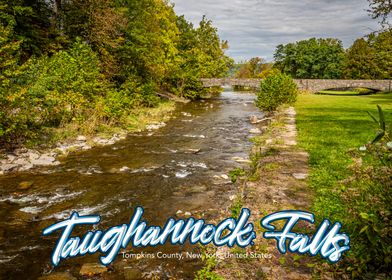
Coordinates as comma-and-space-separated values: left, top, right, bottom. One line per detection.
215, 107, 316, 279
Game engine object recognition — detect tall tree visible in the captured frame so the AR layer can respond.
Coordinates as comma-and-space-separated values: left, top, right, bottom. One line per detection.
369, 29, 392, 78
274, 38, 345, 79
343, 38, 381, 79
195, 16, 232, 78
118, 0, 179, 83
2, 0, 59, 59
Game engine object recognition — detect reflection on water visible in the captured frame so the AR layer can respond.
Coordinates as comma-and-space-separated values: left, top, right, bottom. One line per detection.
0, 90, 262, 279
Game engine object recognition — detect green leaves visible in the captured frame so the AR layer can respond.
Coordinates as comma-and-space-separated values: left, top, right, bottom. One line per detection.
274, 38, 345, 79
367, 105, 390, 143
255, 73, 298, 112
0, 0, 231, 147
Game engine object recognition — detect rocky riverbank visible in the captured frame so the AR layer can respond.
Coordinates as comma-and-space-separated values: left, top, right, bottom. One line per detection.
0, 133, 126, 174
0, 122, 173, 175
0, 105, 178, 177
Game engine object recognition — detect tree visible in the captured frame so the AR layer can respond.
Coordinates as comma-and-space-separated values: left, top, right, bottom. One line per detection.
195, 16, 233, 78
165, 14, 233, 99
0, 3, 21, 88
2, 0, 59, 59
0, 0, 234, 146
369, 29, 392, 79
368, 0, 392, 26
235, 57, 266, 78
118, 0, 179, 84
343, 38, 381, 79
274, 38, 345, 79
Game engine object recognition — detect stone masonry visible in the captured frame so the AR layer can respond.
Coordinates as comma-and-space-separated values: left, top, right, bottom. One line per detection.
201, 78, 392, 93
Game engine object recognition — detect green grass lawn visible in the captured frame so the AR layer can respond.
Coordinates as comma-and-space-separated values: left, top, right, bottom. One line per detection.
295, 92, 392, 220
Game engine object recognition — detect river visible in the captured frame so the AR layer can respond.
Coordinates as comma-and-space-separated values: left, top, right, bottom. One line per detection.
0, 89, 262, 279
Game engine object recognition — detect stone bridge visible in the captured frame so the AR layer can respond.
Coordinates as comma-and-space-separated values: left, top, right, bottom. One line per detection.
201, 78, 392, 93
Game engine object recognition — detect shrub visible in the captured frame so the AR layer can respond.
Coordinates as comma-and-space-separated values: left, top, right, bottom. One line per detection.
139, 81, 161, 107
255, 73, 298, 112
257, 68, 281, 79
0, 40, 107, 146
338, 107, 391, 277
342, 144, 392, 277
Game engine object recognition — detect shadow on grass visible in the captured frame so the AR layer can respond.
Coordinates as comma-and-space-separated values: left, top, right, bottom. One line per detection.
367, 93, 392, 105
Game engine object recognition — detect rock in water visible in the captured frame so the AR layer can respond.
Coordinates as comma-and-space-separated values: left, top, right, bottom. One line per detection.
250, 128, 262, 134
220, 174, 229, 180
76, 135, 87, 142
250, 115, 258, 124
124, 267, 143, 280
19, 181, 34, 190
184, 148, 201, 154
79, 263, 108, 277
119, 166, 130, 172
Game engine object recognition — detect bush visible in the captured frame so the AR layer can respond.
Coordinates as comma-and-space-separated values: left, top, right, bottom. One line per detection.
255, 73, 298, 112
0, 40, 107, 146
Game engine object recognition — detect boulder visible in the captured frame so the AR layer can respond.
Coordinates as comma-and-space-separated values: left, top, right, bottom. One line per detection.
220, 174, 229, 180
1, 163, 18, 172
6, 154, 16, 162
28, 152, 40, 161
32, 155, 56, 166
18, 164, 34, 172
76, 135, 87, 142
14, 158, 30, 166
81, 144, 92, 150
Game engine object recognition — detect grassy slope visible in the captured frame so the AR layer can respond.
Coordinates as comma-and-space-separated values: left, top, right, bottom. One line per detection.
295, 93, 392, 221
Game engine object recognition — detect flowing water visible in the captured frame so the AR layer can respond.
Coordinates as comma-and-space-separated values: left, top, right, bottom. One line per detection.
0, 90, 262, 279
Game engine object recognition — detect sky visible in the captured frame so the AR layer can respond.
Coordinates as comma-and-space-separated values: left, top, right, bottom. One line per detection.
171, 0, 380, 62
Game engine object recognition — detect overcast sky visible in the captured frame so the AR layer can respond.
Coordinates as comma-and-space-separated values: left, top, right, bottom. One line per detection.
171, 0, 379, 62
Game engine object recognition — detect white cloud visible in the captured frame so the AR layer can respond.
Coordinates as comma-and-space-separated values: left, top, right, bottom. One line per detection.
171, 0, 379, 61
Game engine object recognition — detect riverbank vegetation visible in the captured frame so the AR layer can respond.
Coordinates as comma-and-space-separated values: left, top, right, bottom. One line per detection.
296, 93, 392, 277
0, 0, 233, 150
